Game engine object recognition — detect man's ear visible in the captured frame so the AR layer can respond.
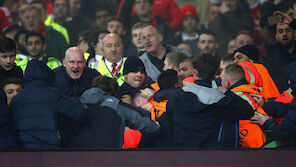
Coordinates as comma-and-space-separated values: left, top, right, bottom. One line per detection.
193, 69, 198, 80
62, 58, 65, 67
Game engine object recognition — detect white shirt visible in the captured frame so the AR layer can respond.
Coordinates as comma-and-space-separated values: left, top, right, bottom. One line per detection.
182, 32, 199, 41
105, 59, 123, 72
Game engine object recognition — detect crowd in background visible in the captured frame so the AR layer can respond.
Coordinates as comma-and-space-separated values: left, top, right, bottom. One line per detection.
1, 0, 296, 149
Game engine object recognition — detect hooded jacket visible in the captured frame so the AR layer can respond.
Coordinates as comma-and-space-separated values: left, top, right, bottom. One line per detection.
64, 87, 159, 148
166, 81, 254, 148
11, 59, 85, 149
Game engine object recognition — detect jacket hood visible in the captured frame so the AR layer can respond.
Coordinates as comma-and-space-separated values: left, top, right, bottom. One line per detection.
24, 59, 55, 86
80, 87, 111, 105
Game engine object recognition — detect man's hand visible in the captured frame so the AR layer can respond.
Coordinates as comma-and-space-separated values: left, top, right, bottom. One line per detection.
217, 86, 227, 94
250, 94, 264, 107
140, 88, 155, 99
250, 111, 270, 126
220, 2, 230, 14
274, 11, 293, 25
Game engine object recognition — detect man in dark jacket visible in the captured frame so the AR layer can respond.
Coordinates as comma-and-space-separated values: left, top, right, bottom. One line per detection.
165, 54, 254, 148
0, 37, 23, 84
65, 76, 159, 148
11, 59, 86, 149
0, 89, 19, 148
54, 47, 100, 97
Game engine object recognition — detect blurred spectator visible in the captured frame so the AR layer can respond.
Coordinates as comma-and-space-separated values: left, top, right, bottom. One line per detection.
0, 0, 20, 25
178, 56, 194, 80
54, 47, 100, 97
235, 30, 255, 49
1, 77, 23, 106
3, 25, 22, 40
175, 5, 200, 55
139, 23, 189, 82
208, 0, 254, 56
125, 22, 147, 57
16, 32, 62, 71
20, 5, 43, 33
177, 43, 193, 57
92, 7, 112, 31
227, 37, 237, 54
76, 30, 91, 54
31, 0, 48, 22
233, 44, 259, 64
219, 54, 234, 75
14, 29, 29, 63
176, 0, 211, 28
201, 3, 221, 30
0, 37, 23, 84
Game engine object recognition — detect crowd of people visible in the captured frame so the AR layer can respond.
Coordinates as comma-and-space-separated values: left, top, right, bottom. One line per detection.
1, 0, 296, 149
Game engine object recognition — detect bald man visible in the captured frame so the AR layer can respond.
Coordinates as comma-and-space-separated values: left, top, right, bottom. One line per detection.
93, 33, 127, 86
54, 47, 100, 97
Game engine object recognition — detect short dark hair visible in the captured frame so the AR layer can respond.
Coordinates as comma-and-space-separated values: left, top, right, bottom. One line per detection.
92, 76, 119, 96
31, 0, 47, 10
107, 16, 125, 29
221, 54, 234, 63
89, 30, 109, 47
25, 32, 44, 45
158, 69, 178, 89
199, 30, 217, 40
236, 30, 252, 38
0, 37, 16, 53
1, 77, 24, 89
14, 29, 29, 43
3, 25, 22, 37
179, 56, 193, 66
192, 54, 218, 80
223, 63, 245, 82
92, 6, 112, 18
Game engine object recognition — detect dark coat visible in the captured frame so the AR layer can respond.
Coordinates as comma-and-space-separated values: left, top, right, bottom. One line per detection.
0, 65, 23, 84
53, 66, 100, 97
165, 81, 254, 148
0, 89, 19, 148
11, 59, 86, 149
64, 87, 159, 148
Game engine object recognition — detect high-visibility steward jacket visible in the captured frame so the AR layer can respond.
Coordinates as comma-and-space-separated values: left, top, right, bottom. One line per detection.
151, 82, 160, 91
94, 58, 127, 85
15, 54, 28, 65
239, 62, 280, 98
84, 52, 90, 61
45, 15, 70, 44
281, 88, 293, 98
16, 56, 62, 72
231, 84, 267, 148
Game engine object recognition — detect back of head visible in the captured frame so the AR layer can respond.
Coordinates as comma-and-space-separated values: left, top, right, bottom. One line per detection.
192, 54, 218, 80
92, 76, 119, 96
165, 52, 187, 70
24, 59, 55, 85
223, 63, 245, 83
158, 69, 178, 89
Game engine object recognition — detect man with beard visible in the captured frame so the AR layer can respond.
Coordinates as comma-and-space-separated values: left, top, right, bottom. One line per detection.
262, 19, 296, 93
197, 30, 220, 61
54, 47, 100, 97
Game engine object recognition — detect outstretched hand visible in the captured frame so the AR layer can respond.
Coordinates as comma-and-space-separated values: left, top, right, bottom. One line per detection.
250, 111, 270, 126
274, 11, 293, 25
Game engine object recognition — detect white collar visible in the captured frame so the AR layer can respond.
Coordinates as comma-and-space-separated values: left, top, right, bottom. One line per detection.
182, 32, 199, 41
105, 59, 123, 72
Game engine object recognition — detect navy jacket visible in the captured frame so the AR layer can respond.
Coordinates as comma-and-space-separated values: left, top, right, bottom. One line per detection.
0, 89, 19, 148
166, 80, 254, 148
11, 59, 86, 149
0, 65, 23, 84
54, 66, 100, 97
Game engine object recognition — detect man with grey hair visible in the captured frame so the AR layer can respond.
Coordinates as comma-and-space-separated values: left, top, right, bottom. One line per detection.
53, 47, 100, 97
140, 23, 189, 82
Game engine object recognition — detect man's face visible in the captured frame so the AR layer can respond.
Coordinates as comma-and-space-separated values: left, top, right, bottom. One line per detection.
233, 51, 251, 64
134, 0, 151, 17
223, 0, 237, 11
94, 33, 107, 55
31, 3, 47, 21
163, 57, 172, 71
77, 36, 88, 53
182, 16, 197, 34
275, 23, 294, 49
178, 61, 194, 79
208, 5, 220, 22
22, 9, 42, 32
53, 0, 69, 21
0, 50, 16, 70
235, 34, 254, 49
125, 71, 146, 88
69, 0, 81, 16
142, 25, 163, 54
26, 36, 44, 58
198, 34, 217, 55
3, 83, 22, 106
107, 20, 126, 37
132, 28, 144, 50
227, 39, 236, 54
63, 49, 85, 79
94, 10, 111, 30
102, 34, 123, 63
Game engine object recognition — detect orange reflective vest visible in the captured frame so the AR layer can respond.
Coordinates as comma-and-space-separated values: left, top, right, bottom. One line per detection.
239, 62, 280, 98
231, 84, 267, 148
